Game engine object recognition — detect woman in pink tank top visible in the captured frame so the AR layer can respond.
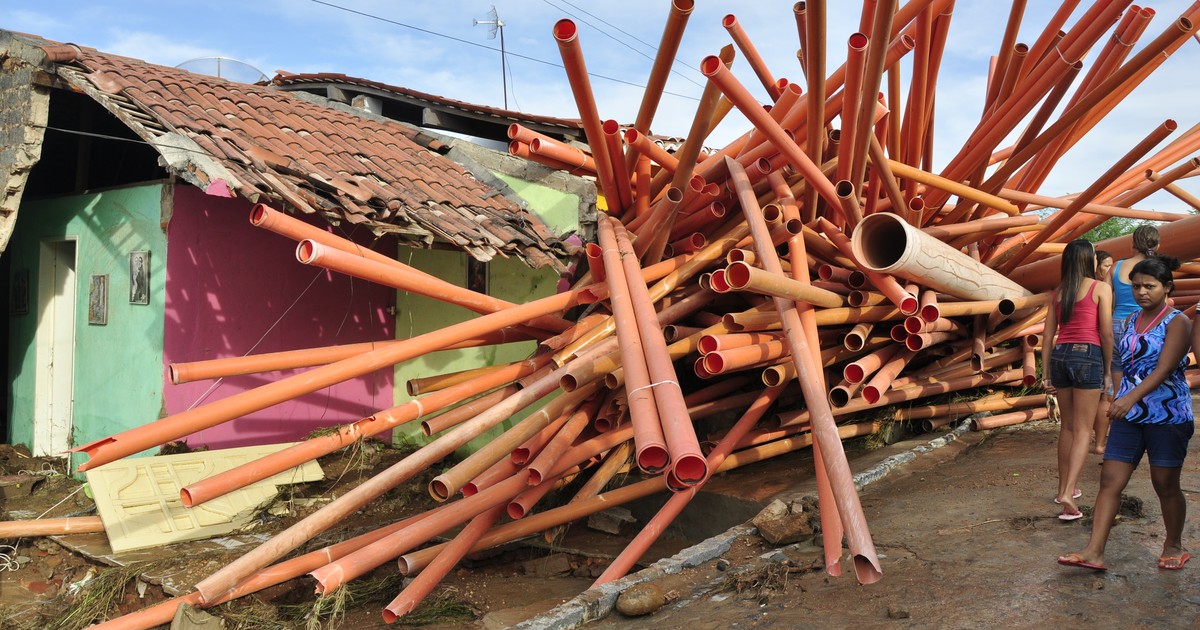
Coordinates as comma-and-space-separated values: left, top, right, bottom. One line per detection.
1041, 239, 1113, 520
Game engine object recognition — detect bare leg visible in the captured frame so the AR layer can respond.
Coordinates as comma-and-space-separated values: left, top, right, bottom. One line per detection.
1062, 387, 1103, 509
1150, 465, 1188, 564
1060, 386, 1080, 508
1065, 459, 1136, 567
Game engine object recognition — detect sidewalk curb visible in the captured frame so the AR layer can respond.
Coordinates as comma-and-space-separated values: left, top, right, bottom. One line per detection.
513, 418, 980, 629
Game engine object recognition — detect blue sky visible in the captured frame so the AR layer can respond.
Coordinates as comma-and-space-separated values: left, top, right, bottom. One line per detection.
8, 1, 1199, 213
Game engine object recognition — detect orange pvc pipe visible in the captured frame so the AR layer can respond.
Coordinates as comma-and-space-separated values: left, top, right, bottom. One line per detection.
596, 216, 668, 474
861, 347, 916, 404
554, 19, 623, 214
724, 261, 844, 308
625, 0, 695, 172
382, 505, 504, 623
526, 395, 603, 486
593, 385, 785, 585
529, 137, 597, 174
80, 283, 599, 475
722, 14, 782, 100
624, 128, 679, 172
298, 240, 570, 334
602, 120, 634, 210
727, 157, 881, 584
634, 154, 652, 220
838, 32, 870, 182
510, 140, 592, 175
844, 344, 900, 384
612, 220, 708, 486
971, 407, 1050, 431
701, 57, 842, 209
422, 385, 517, 436
0, 516, 105, 537
182, 352, 550, 508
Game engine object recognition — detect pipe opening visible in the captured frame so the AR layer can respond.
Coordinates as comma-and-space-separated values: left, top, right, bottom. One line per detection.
862, 386, 882, 405
890, 324, 908, 342
637, 447, 670, 474
829, 387, 851, 408
296, 240, 317, 264
602, 119, 620, 134
382, 610, 400, 623
703, 353, 725, 374
429, 479, 452, 502
168, 365, 183, 385
249, 203, 270, 225
420, 421, 435, 436
921, 304, 941, 323
603, 373, 621, 389
461, 483, 479, 497
900, 295, 920, 315
506, 123, 520, 139
725, 262, 752, 288
710, 269, 732, 293
560, 374, 580, 392
906, 335, 923, 351
511, 448, 532, 466
553, 19, 578, 42
844, 334, 866, 352
904, 317, 924, 335
698, 335, 720, 355
849, 32, 869, 49
507, 502, 527, 520
672, 455, 708, 484
762, 366, 785, 387
700, 55, 722, 76
854, 213, 908, 270
848, 270, 867, 289
844, 364, 865, 384
721, 14, 737, 27
180, 488, 197, 508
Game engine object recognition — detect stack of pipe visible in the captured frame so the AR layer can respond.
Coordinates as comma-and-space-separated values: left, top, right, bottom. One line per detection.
87, 1, 1200, 627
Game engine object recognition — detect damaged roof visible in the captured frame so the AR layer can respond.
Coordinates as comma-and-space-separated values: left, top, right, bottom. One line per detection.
5, 31, 577, 270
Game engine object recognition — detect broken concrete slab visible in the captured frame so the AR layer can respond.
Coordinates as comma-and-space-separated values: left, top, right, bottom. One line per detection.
751, 499, 815, 545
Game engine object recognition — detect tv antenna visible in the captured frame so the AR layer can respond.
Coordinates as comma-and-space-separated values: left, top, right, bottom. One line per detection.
473, 5, 508, 109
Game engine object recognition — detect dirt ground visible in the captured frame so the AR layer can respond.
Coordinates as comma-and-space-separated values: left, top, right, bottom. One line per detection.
1, 402, 1199, 629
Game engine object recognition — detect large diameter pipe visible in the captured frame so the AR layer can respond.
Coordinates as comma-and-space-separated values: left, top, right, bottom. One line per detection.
852, 212, 1031, 300
726, 157, 882, 585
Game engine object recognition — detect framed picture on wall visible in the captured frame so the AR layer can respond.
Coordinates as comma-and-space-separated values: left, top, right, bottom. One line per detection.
88, 274, 108, 325
11, 268, 29, 316
129, 251, 150, 305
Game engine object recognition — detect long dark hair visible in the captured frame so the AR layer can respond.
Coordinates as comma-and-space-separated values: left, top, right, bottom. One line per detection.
1129, 255, 1180, 296
1058, 239, 1096, 324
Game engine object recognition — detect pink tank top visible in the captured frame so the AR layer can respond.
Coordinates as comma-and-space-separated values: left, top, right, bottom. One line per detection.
1055, 280, 1101, 345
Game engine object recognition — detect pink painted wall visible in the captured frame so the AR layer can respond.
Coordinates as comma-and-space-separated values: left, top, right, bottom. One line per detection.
163, 186, 394, 449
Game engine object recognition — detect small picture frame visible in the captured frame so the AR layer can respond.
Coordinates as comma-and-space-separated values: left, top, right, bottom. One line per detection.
88, 274, 108, 325
129, 251, 150, 305
10, 268, 29, 316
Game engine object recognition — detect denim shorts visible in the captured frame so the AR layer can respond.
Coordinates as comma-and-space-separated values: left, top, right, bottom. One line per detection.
1110, 318, 1127, 375
1049, 343, 1104, 390
1104, 417, 1194, 468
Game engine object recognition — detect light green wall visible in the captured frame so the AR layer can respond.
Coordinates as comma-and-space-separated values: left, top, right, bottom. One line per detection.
393, 249, 559, 454
7, 184, 167, 470
493, 173, 581, 236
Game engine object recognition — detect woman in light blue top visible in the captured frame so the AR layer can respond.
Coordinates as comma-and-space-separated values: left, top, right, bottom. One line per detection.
1103, 225, 1159, 453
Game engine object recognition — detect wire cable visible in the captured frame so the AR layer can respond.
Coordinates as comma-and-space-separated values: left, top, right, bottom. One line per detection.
309, 0, 701, 101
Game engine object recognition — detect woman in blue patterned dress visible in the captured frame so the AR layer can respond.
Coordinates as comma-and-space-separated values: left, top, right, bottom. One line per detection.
1058, 256, 1193, 571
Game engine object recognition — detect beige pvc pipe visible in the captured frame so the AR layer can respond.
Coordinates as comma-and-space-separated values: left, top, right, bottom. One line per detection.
852, 212, 1031, 300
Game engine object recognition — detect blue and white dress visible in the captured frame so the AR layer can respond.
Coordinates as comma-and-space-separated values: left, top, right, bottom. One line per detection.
1114, 309, 1193, 425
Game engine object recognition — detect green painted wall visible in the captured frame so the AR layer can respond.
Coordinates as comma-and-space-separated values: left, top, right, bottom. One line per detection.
7, 184, 167, 470
493, 173, 581, 236
393, 249, 559, 455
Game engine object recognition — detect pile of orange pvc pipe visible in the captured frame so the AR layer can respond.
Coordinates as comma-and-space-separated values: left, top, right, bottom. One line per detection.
90, 1, 1200, 627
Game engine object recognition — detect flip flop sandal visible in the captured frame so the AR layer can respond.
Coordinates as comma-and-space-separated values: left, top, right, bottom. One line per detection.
1053, 488, 1082, 504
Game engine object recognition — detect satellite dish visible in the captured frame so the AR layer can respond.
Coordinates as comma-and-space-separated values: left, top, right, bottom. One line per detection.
175, 57, 269, 84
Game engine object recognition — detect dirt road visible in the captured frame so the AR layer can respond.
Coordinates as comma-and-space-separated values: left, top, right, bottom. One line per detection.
580, 418, 1200, 629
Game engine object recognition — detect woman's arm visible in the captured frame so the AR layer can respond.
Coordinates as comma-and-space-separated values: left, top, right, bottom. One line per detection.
1096, 282, 1114, 392
1042, 293, 1059, 394
1108, 315, 1192, 420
